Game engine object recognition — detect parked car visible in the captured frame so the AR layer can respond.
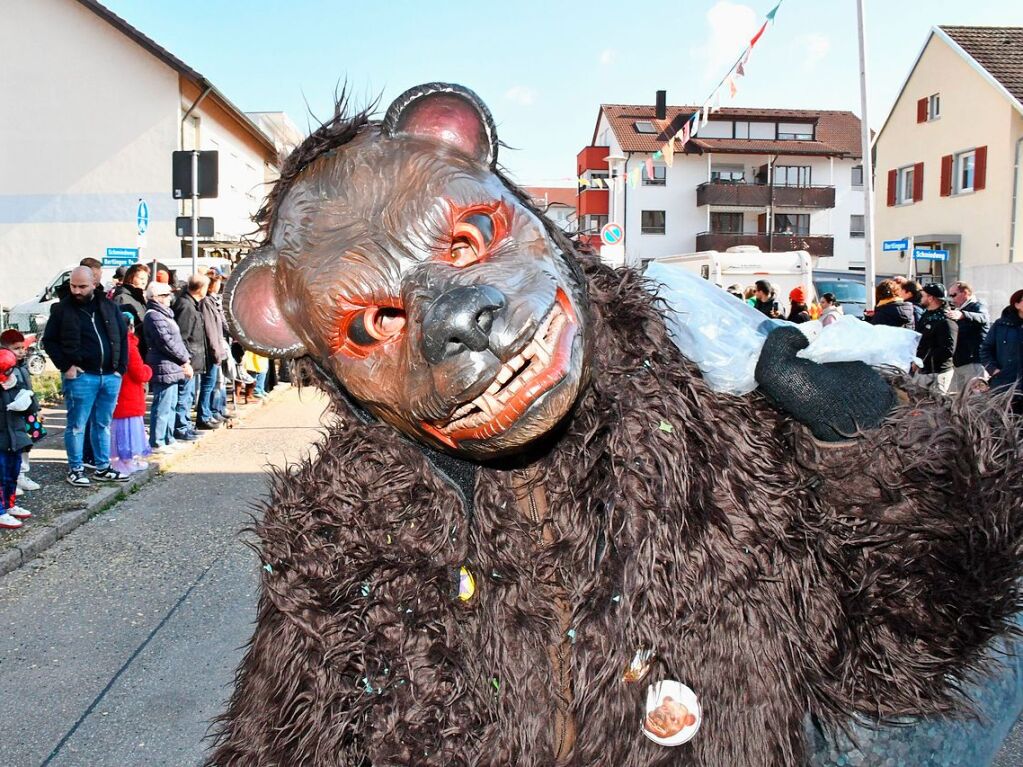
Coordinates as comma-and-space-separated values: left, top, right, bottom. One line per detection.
811, 270, 868, 319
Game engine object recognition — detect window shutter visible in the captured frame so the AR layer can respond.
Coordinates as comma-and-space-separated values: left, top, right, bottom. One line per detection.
940, 155, 953, 196
887, 169, 897, 206
757, 212, 767, 232
917, 98, 928, 123
913, 162, 924, 201
974, 146, 987, 191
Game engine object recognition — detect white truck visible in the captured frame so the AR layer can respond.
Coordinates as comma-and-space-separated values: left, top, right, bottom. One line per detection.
650, 246, 813, 315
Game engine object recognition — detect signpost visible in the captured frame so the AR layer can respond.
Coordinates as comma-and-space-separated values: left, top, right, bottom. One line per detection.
104, 247, 139, 267
913, 248, 949, 261
882, 239, 909, 252
600, 222, 624, 247
172, 150, 218, 273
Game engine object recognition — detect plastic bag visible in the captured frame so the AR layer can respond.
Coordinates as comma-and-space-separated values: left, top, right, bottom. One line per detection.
646, 262, 779, 395
796, 315, 919, 373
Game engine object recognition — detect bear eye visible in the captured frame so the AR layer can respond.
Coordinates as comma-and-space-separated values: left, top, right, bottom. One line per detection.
450, 212, 496, 267
345, 307, 406, 348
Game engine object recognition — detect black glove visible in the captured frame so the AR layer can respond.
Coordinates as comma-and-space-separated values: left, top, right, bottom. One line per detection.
754, 325, 897, 441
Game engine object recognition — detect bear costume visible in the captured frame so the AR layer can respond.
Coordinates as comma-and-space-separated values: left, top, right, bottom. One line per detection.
209, 84, 1023, 766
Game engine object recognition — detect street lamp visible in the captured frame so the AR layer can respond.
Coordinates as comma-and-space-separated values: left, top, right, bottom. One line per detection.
604, 153, 627, 265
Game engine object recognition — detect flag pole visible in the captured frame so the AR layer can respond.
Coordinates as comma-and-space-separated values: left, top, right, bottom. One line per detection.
856, 0, 876, 309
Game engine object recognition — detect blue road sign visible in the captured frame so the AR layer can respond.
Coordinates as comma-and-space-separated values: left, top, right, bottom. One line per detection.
913, 248, 949, 261
601, 222, 624, 246
104, 247, 139, 266
136, 199, 150, 235
882, 238, 909, 252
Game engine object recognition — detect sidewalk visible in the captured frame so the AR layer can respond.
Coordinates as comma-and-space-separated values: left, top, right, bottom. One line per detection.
0, 382, 291, 576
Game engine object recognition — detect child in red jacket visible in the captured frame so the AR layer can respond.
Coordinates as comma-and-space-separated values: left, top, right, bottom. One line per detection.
110, 313, 153, 474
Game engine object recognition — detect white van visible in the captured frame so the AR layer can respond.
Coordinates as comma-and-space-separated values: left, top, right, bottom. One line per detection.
6, 257, 231, 332
651, 246, 813, 314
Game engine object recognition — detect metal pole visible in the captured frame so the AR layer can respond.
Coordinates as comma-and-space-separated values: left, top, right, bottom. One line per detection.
856, 0, 876, 309
191, 149, 199, 274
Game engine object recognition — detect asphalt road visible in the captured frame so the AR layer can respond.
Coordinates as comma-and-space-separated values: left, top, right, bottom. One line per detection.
0, 387, 329, 767
1, 385, 1020, 766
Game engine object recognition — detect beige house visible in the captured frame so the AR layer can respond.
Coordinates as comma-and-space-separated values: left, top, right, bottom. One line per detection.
0, 0, 289, 308
873, 26, 1023, 310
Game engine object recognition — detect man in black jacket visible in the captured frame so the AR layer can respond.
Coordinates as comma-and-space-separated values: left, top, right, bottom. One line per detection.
171, 273, 209, 441
913, 283, 958, 395
947, 281, 990, 394
42, 266, 129, 486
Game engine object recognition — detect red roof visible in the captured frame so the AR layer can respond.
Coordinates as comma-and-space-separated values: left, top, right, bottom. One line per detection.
596, 104, 863, 158
941, 26, 1023, 105
524, 187, 577, 209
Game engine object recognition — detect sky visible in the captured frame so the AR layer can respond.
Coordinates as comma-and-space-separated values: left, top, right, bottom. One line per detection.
101, 0, 1023, 186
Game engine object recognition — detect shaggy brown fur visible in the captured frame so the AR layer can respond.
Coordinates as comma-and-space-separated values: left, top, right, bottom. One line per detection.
208, 254, 1023, 767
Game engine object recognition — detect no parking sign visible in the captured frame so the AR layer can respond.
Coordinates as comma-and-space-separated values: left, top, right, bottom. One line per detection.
600, 222, 623, 246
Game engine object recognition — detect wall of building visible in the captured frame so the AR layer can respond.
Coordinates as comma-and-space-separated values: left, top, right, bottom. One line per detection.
873, 33, 1023, 300
0, 0, 182, 307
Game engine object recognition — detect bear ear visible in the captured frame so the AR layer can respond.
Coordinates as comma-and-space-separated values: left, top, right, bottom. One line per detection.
382, 82, 498, 168
224, 247, 306, 359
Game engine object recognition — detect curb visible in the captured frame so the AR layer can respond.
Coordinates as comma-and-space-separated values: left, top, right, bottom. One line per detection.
0, 384, 290, 579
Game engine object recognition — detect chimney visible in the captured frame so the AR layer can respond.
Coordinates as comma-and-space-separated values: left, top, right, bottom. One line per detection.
655, 90, 667, 120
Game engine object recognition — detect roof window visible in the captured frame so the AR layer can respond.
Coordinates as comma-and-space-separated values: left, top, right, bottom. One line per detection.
634, 121, 658, 134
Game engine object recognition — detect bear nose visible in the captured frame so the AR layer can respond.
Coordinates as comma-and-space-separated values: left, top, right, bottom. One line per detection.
421, 285, 506, 364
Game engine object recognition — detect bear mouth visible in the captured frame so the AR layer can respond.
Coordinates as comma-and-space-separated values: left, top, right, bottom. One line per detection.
422, 289, 577, 448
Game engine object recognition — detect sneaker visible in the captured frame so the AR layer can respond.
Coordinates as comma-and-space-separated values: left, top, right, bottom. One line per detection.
17, 474, 40, 491
130, 459, 150, 472
15, 485, 23, 496
196, 420, 220, 431
66, 469, 91, 487
0, 512, 23, 530
9, 505, 32, 520
151, 444, 173, 454
237, 371, 256, 385
174, 430, 199, 441
82, 460, 97, 471
92, 466, 129, 483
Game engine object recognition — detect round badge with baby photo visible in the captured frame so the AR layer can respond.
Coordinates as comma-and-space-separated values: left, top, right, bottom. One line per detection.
642, 680, 701, 747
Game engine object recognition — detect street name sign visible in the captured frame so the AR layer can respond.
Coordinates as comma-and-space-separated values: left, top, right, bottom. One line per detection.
136, 199, 150, 235
913, 248, 949, 261
600, 222, 624, 246
882, 238, 909, 252
104, 247, 139, 266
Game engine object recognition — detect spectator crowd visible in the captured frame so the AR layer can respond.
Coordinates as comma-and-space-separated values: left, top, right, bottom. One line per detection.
1, 257, 275, 531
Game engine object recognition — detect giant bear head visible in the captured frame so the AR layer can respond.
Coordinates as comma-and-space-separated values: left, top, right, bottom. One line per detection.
226, 83, 592, 459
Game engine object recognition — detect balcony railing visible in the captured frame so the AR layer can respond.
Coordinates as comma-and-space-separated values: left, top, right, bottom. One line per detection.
696, 181, 836, 208
695, 231, 835, 257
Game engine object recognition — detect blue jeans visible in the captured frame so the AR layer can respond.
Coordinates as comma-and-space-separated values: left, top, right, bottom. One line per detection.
174, 374, 197, 434
253, 370, 268, 396
197, 362, 220, 423
64, 372, 121, 471
149, 381, 179, 447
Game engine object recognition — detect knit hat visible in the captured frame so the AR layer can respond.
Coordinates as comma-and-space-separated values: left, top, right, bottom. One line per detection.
146, 281, 173, 300
0, 348, 16, 382
789, 286, 806, 304
0, 329, 25, 346
921, 283, 947, 300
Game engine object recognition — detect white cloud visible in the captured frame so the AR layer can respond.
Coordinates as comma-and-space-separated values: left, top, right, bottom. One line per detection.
505, 85, 536, 106
691, 1, 759, 81
799, 33, 831, 70
600, 48, 618, 66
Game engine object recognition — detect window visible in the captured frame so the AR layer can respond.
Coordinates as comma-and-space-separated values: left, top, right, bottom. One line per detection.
898, 165, 915, 203
954, 150, 975, 193
642, 164, 666, 186
850, 214, 865, 238
734, 121, 750, 139
773, 165, 812, 187
634, 121, 658, 134
641, 210, 666, 235
585, 214, 607, 232
777, 122, 814, 140
929, 93, 940, 120
698, 120, 733, 139
774, 214, 810, 235
711, 165, 745, 182
710, 212, 743, 233
749, 122, 775, 139
851, 165, 864, 187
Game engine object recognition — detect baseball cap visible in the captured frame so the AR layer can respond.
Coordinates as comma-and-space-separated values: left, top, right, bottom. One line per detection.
0, 348, 17, 382
921, 283, 947, 299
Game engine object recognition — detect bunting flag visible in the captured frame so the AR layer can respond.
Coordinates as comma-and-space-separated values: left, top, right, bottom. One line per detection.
678, 120, 691, 147
645, 157, 655, 180
630, 167, 642, 188
662, 140, 674, 167
578, 176, 590, 187
750, 20, 768, 48
727, 76, 738, 98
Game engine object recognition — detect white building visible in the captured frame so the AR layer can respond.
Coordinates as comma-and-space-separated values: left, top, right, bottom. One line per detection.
524, 187, 577, 232
577, 103, 866, 270
0, 0, 288, 308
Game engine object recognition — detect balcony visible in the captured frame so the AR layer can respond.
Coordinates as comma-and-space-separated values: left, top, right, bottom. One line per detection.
577, 188, 608, 217
695, 232, 835, 257
577, 145, 610, 175
696, 181, 835, 208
